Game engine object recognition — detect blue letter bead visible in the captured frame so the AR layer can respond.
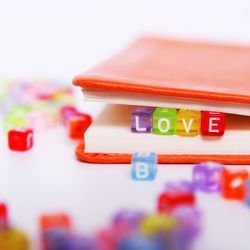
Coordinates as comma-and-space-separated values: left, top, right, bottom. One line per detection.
131, 153, 157, 181
131, 107, 154, 133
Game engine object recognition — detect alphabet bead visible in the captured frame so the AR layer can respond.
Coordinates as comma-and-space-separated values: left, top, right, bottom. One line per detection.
192, 162, 224, 192
153, 108, 177, 135
131, 107, 154, 133
201, 111, 226, 136
221, 169, 249, 200
176, 109, 201, 136
0, 203, 8, 229
68, 114, 92, 139
8, 128, 33, 151
157, 191, 196, 213
131, 153, 157, 181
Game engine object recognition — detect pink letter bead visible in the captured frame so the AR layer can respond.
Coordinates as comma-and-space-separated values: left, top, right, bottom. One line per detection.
8, 128, 33, 151
201, 111, 226, 136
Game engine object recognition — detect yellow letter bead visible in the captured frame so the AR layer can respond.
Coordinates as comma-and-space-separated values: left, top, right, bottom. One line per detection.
140, 214, 176, 236
176, 109, 201, 136
0, 228, 29, 250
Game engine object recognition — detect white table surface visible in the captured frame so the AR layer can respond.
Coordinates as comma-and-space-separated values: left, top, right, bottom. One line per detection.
1, 0, 250, 249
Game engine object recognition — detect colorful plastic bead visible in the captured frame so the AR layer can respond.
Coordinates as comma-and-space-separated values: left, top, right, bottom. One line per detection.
60, 105, 79, 126
131, 107, 154, 133
117, 233, 163, 250
131, 153, 157, 181
164, 181, 195, 193
68, 114, 92, 139
112, 210, 145, 229
153, 108, 177, 135
176, 109, 201, 136
245, 179, 250, 207
140, 214, 176, 236
8, 128, 33, 151
0, 228, 29, 250
40, 213, 71, 232
221, 169, 249, 200
201, 111, 226, 136
0, 203, 8, 229
192, 162, 224, 192
157, 191, 196, 213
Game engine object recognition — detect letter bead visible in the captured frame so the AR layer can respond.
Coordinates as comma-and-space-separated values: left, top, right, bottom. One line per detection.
0, 203, 8, 229
221, 169, 249, 200
201, 111, 226, 136
153, 107, 177, 135
8, 128, 33, 151
131, 153, 157, 181
245, 179, 250, 207
68, 114, 92, 139
176, 109, 201, 136
192, 162, 224, 192
131, 107, 154, 133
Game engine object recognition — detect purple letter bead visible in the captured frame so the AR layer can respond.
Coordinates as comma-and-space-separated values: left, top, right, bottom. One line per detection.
172, 205, 201, 247
192, 161, 224, 192
131, 107, 154, 133
165, 181, 195, 193
112, 210, 145, 229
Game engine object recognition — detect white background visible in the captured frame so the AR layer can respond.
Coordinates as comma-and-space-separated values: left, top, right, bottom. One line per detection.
1, 0, 250, 249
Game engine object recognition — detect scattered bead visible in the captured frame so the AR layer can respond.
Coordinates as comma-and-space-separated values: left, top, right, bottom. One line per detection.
221, 169, 249, 200
0, 203, 8, 229
8, 128, 33, 151
192, 162, 224, 192
131, 153, 157, 181
67, 114, 92, 139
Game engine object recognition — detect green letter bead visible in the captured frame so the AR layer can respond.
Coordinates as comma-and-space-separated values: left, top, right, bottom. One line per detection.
153, 108, 177, 135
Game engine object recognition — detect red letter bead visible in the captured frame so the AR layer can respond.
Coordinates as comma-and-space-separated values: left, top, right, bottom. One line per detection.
8, 128, 33, 151
39, 213, 72, 232
201, 111, 226, 136
157, 191, 195, 213
221, 169, 249, 200
0, 203, 8, 229
67, 114, 92, 140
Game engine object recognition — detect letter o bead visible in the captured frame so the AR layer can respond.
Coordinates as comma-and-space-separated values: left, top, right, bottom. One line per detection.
131, 153, 157, 181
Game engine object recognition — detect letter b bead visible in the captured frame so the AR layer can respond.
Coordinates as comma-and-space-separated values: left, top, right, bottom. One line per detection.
131, 153, 157, 181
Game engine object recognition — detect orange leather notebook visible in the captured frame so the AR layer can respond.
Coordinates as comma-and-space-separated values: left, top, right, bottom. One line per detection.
73, 36, 250, 164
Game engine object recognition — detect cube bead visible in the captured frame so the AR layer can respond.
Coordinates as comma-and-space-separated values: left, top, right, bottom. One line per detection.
157, 191, 196, 213
165, 181, 195, 193
60, 105, 79, 126
40, 213, 72, 232
68, 114, 92, 139
131, 153, 157, 181
221, 169, 249, 200
153, 107, 177, 135
8, 128, 33, 151
176, 109, 201, 136
245, 179, 250, 207
131, 107, 154, 133
192, 162, 224, 192
0, 203, 8, 229
201, 111, 226, 136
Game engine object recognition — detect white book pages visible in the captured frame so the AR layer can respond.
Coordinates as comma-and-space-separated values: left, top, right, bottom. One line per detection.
84, 104, 250, 155
83, 89, 250, 117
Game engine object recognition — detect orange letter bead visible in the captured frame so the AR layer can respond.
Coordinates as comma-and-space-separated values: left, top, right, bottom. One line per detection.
221, 169, 249, 200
